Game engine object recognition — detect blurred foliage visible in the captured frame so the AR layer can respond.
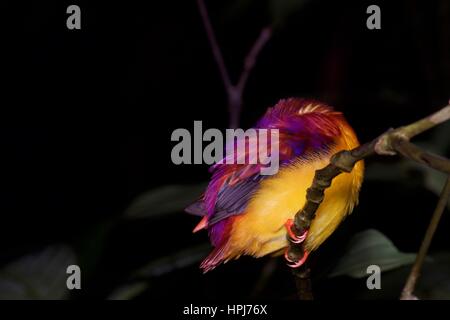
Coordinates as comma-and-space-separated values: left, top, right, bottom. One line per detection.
326, 251, 450, 300
107, 282, 149, 300
329, 229, 416, 278
124, 183, 206, 219
0, 246, 76, 300
107, 243, 210, 300
130, 243, 210, 278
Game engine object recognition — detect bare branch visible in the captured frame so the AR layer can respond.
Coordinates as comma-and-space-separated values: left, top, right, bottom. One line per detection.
196, 0, 232, 91
196, 0, 272, 128
236, 27, 272, 94
229, 26, 272, 129
399, 104, 450, 138
391, 137, 450, 174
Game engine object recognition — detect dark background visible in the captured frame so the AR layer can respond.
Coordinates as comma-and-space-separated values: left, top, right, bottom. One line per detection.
1, 0, 450, 300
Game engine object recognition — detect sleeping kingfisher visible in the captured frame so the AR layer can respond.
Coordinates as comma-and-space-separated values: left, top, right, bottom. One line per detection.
185, 98, 364, 273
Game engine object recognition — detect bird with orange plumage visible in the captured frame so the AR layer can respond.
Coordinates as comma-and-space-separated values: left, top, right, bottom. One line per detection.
186, 98, 364, 273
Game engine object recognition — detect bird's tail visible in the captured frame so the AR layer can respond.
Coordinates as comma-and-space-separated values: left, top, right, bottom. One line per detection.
200, 242, 230, 273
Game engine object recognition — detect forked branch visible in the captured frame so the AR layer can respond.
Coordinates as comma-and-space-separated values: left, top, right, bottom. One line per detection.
196, 0, 271, 128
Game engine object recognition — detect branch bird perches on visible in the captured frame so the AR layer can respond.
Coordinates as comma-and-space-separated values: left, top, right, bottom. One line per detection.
288, 103, 450, 300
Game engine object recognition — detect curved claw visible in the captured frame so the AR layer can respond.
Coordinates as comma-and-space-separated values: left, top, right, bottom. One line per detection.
285, 219, 308, 244
284, 249, 309, 268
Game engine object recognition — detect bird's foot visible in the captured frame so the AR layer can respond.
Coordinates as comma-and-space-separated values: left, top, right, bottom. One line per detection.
284, 248, 310, 268
285, 219, 308, 244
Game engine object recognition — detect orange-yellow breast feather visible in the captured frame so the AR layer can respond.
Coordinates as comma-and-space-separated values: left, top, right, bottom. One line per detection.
187, 98, 364, 272
229, 124, 363, 259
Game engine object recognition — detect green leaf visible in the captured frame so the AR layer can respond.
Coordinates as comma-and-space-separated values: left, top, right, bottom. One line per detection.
349, 252, 450, 299
329, 229, 416, 279
107, 244, 211, 300
124, 183, 207, 219
0, 245, 77, 300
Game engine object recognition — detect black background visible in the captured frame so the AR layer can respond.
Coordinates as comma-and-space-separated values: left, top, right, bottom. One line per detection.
2, 0, 450, 299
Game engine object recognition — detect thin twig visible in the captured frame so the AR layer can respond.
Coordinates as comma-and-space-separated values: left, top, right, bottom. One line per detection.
236, 27, 272, 94
286, 102, 450, 299
400, 176, 450, 300
196, 0, 272, 128
196, 0, 232, 90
